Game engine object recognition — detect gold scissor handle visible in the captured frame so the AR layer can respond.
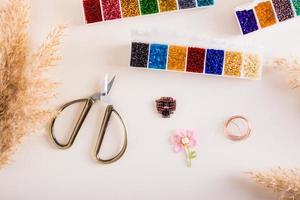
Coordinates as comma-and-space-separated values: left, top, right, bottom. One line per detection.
94, 105, 128, 164
49, 98, 94, 149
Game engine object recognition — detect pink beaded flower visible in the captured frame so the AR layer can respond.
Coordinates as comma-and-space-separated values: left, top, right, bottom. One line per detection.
170, 129, 197, 168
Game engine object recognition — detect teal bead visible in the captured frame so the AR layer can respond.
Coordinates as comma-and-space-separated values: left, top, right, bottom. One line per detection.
292, 0, 300, 15
197, 0, 214, 7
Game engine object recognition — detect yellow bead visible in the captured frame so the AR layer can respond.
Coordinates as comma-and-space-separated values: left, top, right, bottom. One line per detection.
121, 0, 140, 17
243, 53, 261, 79
158, 0, 178, 12
224, 51, 243, 77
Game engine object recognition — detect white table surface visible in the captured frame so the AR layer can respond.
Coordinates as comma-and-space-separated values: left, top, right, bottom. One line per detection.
1, 0, 300, 199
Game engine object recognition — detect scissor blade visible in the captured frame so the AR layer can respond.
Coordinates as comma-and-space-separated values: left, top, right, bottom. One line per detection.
105, 75, 116, 95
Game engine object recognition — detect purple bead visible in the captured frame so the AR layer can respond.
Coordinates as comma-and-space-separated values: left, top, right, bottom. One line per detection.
178, 0, 196, 9
272, 0, 295, 22
236, 9, 259, 35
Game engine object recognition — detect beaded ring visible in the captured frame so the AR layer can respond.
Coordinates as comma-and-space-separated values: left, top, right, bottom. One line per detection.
224, 115, 251, 141
156, 97, 176, 118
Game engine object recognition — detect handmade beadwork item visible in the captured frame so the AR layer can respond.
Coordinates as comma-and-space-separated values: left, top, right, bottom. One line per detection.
235, 0, 299, 35
82, 0, 215, 23
170, 129, 197, 168
156, 97, 176, 118
130, 42, 263, 80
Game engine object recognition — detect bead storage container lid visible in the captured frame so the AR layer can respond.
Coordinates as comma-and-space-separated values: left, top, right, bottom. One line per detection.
82, 0, 215, 24
129, 30, 264, 80
235, 0, 299, 35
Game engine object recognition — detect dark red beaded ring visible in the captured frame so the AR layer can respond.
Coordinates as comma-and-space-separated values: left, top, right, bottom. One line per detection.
156, 97, 176, 118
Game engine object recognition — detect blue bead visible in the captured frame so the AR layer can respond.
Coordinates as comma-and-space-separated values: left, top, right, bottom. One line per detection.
149, 44, 168, 70
205, 49, 224, 75
236, 9, 259, 35
197, 0, 214, 7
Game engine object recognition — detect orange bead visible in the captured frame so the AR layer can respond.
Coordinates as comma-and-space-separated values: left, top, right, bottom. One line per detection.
167, 45, 187, 72
254, 1, 277, 28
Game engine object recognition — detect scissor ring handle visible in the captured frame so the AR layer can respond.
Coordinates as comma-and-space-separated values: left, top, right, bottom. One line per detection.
94, 105, 128, 164
49, 98, 94, 149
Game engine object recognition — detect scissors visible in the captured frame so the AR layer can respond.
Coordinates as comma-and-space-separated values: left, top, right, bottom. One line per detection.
49, 75, 127, 164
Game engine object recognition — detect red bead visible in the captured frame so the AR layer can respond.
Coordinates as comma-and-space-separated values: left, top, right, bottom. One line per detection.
83, 0, 103, 23
186, 47, 206, 73
102, 0, 122, 21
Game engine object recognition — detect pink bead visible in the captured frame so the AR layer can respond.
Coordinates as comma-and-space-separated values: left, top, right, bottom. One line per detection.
101, 0, 122, 21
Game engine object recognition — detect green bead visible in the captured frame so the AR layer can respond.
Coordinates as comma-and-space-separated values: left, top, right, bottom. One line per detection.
292, 0, 300, 15
139, 0, 159, 15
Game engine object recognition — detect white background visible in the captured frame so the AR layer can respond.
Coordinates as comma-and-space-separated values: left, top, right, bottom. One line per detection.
1, 0, 300, 199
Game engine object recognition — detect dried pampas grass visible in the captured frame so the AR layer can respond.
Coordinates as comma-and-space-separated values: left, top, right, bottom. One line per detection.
270, 57, 300, 89
248, 168, 300, 200
0, 0, 65, 167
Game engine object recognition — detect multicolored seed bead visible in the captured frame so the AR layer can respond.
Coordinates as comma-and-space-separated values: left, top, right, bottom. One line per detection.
186, 47, 206, 73
224, 51, 243, 77
205, 49, 225, 75
149, 44, 168, 70
272, 0, 295, 22
159, 0, 178, 12
255, 1, 277, 28
236, 0, 299, 34
292, 0, 300, 15
178, 0, 197, 9
168, 45, 187, 72
121, 0, 140, 17
83, 0, 214, 23
243, 53, 261, 79
197, 0, 214, 7
101, 0, 122, 20
139, 0, 159, 15
130, 42, 149, 68
83, 0, 102, 23
130, 42, 262, 80
236, 9, 259, 34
